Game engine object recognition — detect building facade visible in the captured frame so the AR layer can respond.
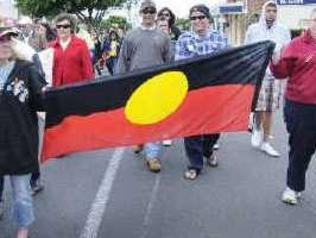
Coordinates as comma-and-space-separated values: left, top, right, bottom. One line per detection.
0, 0, 18, 19
219, 0, 316, 46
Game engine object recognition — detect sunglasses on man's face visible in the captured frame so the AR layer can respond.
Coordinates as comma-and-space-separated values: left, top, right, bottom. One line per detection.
142, 8, 156, 15
56, 24, 71, 30
190, 15, 207, 21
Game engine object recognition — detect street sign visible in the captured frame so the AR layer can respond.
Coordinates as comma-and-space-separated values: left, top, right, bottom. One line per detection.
277, 0, 316, 5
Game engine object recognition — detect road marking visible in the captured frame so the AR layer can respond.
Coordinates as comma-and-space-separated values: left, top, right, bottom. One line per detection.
80, 148, 125, 238
140, 173, 161, 238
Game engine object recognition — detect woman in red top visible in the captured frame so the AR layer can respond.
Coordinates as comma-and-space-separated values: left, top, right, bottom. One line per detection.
270, 8, 316, 205
51, 13, 93, 87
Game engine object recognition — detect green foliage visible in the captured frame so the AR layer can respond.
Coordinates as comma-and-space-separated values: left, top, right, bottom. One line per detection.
176, 18, 191, 31
15, 0, 128, 29
100, 15, 128, 30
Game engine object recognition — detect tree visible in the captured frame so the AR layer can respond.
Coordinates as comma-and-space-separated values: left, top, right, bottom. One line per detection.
176, 18, 191, 31
100, 15, 129, 31
15, 0, 128, 29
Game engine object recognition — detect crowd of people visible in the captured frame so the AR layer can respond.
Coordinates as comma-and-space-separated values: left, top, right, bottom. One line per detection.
0, 0, 315, 237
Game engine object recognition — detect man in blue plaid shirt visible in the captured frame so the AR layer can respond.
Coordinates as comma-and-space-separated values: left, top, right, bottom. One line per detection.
175, 4, 229, 180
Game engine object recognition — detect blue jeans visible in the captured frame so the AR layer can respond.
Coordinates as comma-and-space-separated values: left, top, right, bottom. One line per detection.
144, 142, 161, 160
10, 174, 35, 228
184, 134, 220, 170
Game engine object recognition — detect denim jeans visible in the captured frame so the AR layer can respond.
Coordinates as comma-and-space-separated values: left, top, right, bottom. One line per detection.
144, 142, 161, 160
10, 174, 35, 228
184, 133, 220, 170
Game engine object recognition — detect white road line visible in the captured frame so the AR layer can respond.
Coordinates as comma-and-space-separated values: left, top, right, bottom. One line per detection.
140, 173, 161, 238
80, 148, 125, 238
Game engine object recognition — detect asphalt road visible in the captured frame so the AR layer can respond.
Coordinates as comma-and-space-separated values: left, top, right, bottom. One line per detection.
1, 111, 316, 238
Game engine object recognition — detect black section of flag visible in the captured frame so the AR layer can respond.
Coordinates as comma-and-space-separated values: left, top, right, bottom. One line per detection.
43, 41, 275, 127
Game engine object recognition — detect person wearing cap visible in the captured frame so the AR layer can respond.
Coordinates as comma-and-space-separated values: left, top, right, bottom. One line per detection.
175, 4, 229, 180
244, 1, 291, 157
116, 0, 172, 173
0, 26, 47, 238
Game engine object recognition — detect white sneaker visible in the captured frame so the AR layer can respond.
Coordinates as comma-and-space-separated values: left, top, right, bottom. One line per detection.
282, 187, 301, 205
213, 143, 220, 150
162, 140, 172, 146
206, 154, 218, 167
260, 142, 280, 157
251, 128, 262, 147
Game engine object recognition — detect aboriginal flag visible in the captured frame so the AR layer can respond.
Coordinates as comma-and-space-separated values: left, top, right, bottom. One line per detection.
42, 41, 274, 161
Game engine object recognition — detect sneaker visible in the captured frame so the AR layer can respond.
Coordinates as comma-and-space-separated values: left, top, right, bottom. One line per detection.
282, 187, 301, 205
30, 180, 44, 196
206, 154, 218, 167
213, 143, 220, 150
0, 200, 4, 220
260, 142, 280, 157
251, 128, 263, 147
145, 158, 161, 173
162, 140, 172, 146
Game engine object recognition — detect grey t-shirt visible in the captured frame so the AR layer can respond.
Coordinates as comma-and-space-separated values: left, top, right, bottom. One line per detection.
116, 27, 171, 74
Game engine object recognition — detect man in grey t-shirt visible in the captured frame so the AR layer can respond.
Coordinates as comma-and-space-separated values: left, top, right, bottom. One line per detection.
116, 0, 171, 173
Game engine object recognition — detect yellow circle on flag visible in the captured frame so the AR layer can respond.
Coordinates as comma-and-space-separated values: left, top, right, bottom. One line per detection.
125, 71, 189, 125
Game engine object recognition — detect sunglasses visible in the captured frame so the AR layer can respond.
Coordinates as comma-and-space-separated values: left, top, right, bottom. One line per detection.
56, 24, 71, 30
160, 13, 170, 17
142, 8, 156, 14
190, 15, 207, 21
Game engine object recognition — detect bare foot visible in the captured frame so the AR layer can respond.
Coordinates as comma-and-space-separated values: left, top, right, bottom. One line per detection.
16, 228, 29, 238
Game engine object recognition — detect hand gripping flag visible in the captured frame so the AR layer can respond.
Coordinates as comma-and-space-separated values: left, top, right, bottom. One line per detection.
41, 41, 275, 162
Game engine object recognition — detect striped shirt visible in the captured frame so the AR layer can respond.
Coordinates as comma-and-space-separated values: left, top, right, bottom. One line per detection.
0, 61, 15, 91
175, 29, 229, 61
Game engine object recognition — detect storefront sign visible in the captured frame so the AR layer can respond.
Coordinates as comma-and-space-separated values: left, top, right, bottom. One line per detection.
277, 0, 316, 5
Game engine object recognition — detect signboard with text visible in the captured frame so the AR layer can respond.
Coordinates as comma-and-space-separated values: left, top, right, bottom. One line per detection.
277, 0, 316, 5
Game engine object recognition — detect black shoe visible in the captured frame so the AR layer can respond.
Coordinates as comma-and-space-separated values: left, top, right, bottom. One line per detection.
30, 181, 44, 196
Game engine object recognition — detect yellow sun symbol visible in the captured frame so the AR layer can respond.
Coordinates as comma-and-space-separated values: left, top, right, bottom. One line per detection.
125, 71, 189, 125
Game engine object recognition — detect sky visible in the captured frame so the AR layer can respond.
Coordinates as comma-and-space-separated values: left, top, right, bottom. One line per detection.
154, 0, 225, 17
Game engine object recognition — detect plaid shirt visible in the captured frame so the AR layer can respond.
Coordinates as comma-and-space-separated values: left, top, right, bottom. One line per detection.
175, 29, 229, 61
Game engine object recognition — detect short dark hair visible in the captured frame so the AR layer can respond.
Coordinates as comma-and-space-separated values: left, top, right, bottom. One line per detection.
189, 4, 213, 23
54, 13, 76, 30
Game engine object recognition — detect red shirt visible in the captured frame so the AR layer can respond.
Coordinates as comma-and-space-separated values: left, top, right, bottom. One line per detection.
270, 30, 316, 105
50, 35, 94, 87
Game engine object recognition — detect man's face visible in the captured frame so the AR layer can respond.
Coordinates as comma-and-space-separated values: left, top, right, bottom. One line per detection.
265, 5, 277, 24
56, 19, 72, 39
157, 20, 169, 34
190, 11, 210, 34
140, 7, 157, 26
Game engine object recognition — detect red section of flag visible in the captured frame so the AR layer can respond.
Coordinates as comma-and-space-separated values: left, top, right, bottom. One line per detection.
42, 84, 255, 162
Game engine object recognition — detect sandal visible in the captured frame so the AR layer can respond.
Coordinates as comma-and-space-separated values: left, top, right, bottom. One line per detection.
206, 154, 218, 167
145, 158, 161, 173
183, 168, 200, 180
